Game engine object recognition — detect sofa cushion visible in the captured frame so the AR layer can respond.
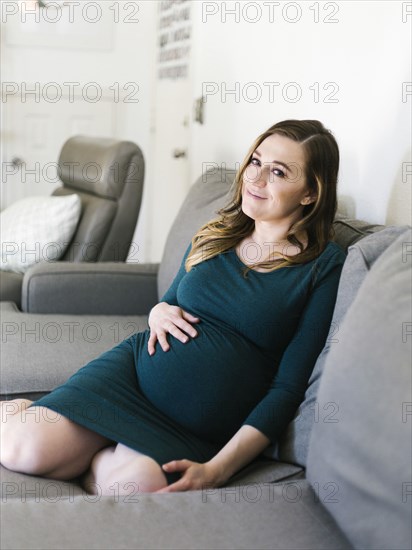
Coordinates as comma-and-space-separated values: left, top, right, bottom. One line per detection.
0, 479, 351, 550
0, 194, 81, 273
0, 271, 24, 309
306, 228, 412, 550
332, 215, 385, 249
265, 225, 409, 466
0, 458, 303, 502
158, 168, 235, 299
57, 135, 140, 200
0, 301, 150, 400
52, 188, 118, 262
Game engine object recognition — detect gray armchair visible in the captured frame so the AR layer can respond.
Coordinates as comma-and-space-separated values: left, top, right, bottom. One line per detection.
0, 135, 145, 309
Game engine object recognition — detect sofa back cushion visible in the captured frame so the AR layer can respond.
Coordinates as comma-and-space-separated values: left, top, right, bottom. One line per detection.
306, 228, 412, 550
54, 135, 145, 262
158, 168, 235, 299
265, 225, 409, 465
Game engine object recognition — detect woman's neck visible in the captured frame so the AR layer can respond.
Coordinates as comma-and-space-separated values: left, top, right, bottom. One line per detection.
236, 222, 308, 263
249, 221, 294, 248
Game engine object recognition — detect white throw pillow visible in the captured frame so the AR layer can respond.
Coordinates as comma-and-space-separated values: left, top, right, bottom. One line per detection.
0, 194, 81, 273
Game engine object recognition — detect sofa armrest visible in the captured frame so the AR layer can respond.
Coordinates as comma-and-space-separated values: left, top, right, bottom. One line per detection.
22, 262, 159, 315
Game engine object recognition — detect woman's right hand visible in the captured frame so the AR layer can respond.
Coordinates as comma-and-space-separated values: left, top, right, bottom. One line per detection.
148, 302, 200, 355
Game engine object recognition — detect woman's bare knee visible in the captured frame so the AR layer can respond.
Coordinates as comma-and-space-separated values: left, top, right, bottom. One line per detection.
1, 404, 111, 478
0, 399, 32, 423
86, 445, 168, 495
0, 399, 34, 469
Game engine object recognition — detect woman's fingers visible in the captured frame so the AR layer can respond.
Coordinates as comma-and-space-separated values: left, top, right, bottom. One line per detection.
166, 322, 191, 344
156, 460, 213, 493
148, 304, 201, 356
156, 330, 170, 353
147, 332, 158, 355
148, 329, 171, 354
174, 314, 199, 338
182, 311, 200, 324
162, 459, 189, 472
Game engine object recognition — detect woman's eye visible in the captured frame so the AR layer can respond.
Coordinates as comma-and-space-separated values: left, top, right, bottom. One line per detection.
272, 168, 285, 178
250, 157, 259, 165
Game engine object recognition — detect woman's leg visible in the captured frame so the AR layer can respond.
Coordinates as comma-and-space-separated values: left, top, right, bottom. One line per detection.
0, 399, 113, 480
83, 443, 168, 495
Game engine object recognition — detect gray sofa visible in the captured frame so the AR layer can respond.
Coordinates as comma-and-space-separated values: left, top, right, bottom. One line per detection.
1, 168, 411, 550
0, 135, 145, 310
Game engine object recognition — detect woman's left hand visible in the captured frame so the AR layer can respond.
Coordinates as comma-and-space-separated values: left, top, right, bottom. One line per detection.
155, 459, 221, 493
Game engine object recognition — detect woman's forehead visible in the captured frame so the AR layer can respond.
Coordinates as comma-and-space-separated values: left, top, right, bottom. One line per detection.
255, 134, 306, 166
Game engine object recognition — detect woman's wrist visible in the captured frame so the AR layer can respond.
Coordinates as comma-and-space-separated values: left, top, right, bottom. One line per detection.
204, 459, 231, 487
204, 426, 271, 488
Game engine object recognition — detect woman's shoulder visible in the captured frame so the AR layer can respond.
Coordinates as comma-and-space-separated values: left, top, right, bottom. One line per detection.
317, 240, 346, 262
310, 241, 346, 277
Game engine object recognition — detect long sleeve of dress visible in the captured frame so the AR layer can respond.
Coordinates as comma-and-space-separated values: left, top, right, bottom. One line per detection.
159, 243, 192, 305
241, 250, 345, 443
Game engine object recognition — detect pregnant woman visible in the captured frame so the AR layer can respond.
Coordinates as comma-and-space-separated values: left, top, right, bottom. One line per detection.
1, 119, 346, 494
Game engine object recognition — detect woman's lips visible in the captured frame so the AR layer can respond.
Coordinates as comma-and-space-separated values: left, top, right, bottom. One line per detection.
247, 189, 267, 200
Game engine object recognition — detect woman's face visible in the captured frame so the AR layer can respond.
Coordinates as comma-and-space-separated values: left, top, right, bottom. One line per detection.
241, 133, 316, 226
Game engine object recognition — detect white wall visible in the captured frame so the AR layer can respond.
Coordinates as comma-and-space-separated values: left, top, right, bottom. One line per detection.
2, 1, 410, 264
189, 0, 411, 227
1, 0, 157, 261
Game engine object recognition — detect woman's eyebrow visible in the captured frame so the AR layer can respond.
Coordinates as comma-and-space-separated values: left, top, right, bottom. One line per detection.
253, 149, 291, 172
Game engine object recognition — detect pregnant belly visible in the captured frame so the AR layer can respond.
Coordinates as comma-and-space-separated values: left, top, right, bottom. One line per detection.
136, 323, 272, 443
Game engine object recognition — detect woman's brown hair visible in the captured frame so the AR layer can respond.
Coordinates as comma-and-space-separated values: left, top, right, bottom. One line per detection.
185, 119, 339, 273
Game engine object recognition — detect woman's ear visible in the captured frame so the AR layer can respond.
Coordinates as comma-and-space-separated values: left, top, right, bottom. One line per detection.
301, 192, 317, 206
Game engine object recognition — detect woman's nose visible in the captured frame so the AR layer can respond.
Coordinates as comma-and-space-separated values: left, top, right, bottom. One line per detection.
253, 166, 268, 187
246, 165, 267, 186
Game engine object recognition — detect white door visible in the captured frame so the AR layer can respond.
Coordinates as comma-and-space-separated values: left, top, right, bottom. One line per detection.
0, 0, 117, 209
148, 1, 193, 261
1, 92, 115, 208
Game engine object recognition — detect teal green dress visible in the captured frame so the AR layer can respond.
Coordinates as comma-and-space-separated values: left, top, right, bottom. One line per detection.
31, 242, 346, 483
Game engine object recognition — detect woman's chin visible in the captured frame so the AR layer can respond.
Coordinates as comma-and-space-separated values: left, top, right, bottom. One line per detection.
241, 203, 260, 221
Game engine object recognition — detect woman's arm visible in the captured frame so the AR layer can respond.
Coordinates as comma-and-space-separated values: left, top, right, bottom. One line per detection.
241, 247, 345, 443
158, 425, 270, 492
158, 242, 193, 305
148, 243, 201, 355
